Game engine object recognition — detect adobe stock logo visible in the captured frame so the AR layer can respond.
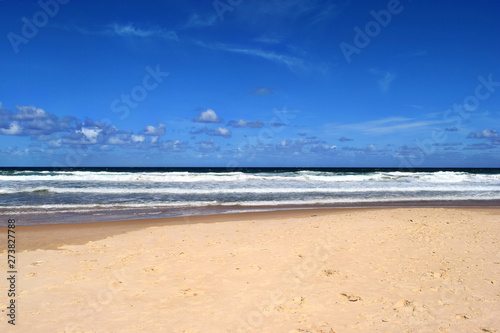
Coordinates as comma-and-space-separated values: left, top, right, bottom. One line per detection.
339, 0, 409, 64
212, 0, 243, 21
7, 0, 71, 54
110, 65, 169, 120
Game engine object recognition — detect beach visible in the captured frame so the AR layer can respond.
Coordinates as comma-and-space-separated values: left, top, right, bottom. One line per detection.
1, 207, 499, 332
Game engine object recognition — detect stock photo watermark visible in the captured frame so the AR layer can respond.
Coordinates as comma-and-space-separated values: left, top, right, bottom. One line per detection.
111, 64, 169, 120
212, 0, 243, 21
234, 235, 337, 331
339, 0, 408, 64
398, 73, 499, 168
5, 219, 17, 325
225, 107, 296, 170
64, 268, 129, 332
7, 0, 71, 54
50, 63, 167, 169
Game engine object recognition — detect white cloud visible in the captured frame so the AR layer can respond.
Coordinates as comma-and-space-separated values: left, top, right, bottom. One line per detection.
109, 136, 126, 145
195, 138, 220, 152
226, 47, 304, 70
215, 127, 230, 137
79, 127, 102, 143
379, 72, 395, 93
310, 143, 337, 153
13, 106, 48, 119
189, 126, 232, 138
369, 69, 396, 93
227, 119, 264, 128
109, 23, 178, 41
141, 123, 166, 136
312, 3, 339, 23
0, 121, 22, 135
1, 105, 82, 137
193, 109, 222, 123
196, 42, 306, 72
160, 140, 188, 152
467, 129, 499, 139
338, 116, 449, 135
47, 139, 62, 148
131, 135, 145, 143
366, 144, 376, 151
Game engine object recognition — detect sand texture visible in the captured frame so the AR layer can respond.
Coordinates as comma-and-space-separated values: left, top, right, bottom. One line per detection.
1, 208, 499, 332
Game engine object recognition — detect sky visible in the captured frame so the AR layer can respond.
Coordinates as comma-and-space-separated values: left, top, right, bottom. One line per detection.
0, 0, 499, 168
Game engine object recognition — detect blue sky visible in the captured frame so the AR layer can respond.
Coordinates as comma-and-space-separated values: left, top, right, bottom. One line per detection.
1, 0, 499, 167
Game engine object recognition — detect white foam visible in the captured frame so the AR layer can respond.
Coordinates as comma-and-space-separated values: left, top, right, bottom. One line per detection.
2, 170, 499, 217
2, 170, 499, 183
3, 192, 499, 215
1, 185, 498, 195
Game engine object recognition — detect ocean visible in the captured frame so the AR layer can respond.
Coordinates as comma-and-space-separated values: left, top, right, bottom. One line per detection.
1, 167, 500, 225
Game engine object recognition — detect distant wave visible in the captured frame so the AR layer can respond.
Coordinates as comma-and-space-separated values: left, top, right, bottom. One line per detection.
1, 168, 499, 224
1, 170, 500, 183
0, 185, 498, 195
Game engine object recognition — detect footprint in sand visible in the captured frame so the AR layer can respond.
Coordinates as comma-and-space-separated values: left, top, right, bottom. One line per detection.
142, 266, 160, 273
178, 288, 199, 297
277, 296, 306, 312
290, 328, 335, 333
393, 299, 416, 312
339, 293, 362, 302
319, 269, 339, 277
455, 313, 472, 320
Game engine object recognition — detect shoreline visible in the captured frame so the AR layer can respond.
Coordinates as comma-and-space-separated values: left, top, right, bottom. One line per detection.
6, 198, 500, 226
2, 207, 377, 251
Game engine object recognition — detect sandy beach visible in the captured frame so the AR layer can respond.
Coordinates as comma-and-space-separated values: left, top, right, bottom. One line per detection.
1, 207, 499, 332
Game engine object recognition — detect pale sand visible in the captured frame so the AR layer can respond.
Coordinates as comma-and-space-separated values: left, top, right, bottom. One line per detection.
1, 208, 499, 332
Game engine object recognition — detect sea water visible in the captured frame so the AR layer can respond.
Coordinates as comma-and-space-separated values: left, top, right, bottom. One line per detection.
1, 167, 499, 225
